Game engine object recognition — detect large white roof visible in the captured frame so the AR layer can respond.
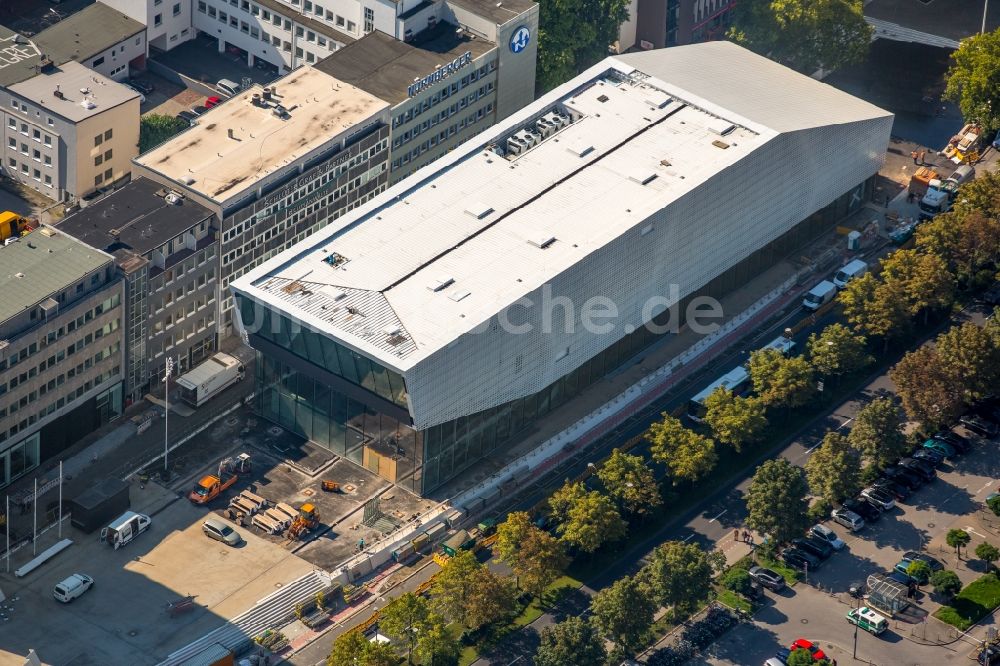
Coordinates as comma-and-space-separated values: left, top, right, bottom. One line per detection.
235, 43, 891, 371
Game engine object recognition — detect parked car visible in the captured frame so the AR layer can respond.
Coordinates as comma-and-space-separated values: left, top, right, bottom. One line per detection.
775, 648, 791, 663
204, 95, 222, 108
121, 83, 145, 104
844, 497, 882, 523
792, 536, 833, 560
127, 78, 155, 95
872, 477, 911, 501
934, 430, 972, 453
810, 524, 846, 550
899, 457, 936, 481
190, 105, 208, 116
831, 507, 865, 531
962, 413, 1000, 437
922, 438, 955, 458
748, 565, 786, 591
912, 448, 946, 468
903, 551, 943, 571
177, 110, 198, 126
884, 464, 924, 489
782, 548, 821, 571
887, 569, 917, 587
202, 518, 241, 546
789, 638, 827, 661
860, 487, 896, 511
846, 606, 889, 635
894, 558, 929, 584
53, 573, 94, 602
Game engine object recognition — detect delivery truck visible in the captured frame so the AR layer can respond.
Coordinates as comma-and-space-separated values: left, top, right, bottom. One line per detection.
176, 352, 245, 407
802, 280, 837, 311
101, 511, 151, 550
66, 478, 130, 533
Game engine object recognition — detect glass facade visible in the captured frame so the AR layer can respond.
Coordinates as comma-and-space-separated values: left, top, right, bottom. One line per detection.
246, 184, 866, 495
0, 433, 39, 487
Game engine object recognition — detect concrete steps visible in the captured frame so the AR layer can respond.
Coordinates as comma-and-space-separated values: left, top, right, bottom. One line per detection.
156, 569, 332, 665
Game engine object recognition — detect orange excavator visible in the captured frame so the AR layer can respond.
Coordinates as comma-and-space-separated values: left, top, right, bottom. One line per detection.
287, 503, 320, 539
189, 453, 251, 505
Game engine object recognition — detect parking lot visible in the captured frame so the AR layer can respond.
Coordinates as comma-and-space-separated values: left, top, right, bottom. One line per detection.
699, 419, 1000, 666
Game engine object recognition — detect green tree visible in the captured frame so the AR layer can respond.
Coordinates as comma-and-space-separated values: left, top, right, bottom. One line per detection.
640, 541, 722, 615
720, 566, 755, 597
548, 481, 587, 525
495, 512, 569, 598
378, 593, 430, 663
646, 414, 718, 483
465, 566, 519, 630
947, 529, 972, 559
596, 448, 662, 516
703, 388, 768, 451
536, 0, 631, 92
804, 432, 861, 504
987, 494, 1000, 517
534, 616, 607, 666
807, 323, 873, 380
328, 630, 398, 666
589, 574, 656, 658
881, 249, 956, 324
917, 206, 1000, 288
906, 559, 931, 585
838, 272, 912, 344
976, 542, 1000, 571
748, 349, 816, 409
891, 346, 965, 430
413, 615, 461, 666
728, 0, 872, 74
744, 458, 810, 544
930, 569, 963, 598
556, 488, 627, 554
935, 321, 1000, 404
787, 648, 829, 666
944, 29, 1000, 134
430, 550, 481, 624
139, 114, 189, 153
847, 398, 908, 470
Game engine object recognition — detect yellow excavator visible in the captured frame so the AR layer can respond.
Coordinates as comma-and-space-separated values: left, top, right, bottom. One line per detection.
0, 212, 31, 243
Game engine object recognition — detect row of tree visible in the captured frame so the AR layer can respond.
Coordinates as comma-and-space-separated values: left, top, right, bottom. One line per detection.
534, 540, 723, 663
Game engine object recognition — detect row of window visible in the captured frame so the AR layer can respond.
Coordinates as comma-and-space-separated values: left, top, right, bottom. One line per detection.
154, 246, 216, 292
0, 366, 120, 445
157, 318, 215, 355
7, 101, 56, 128
152, 295, 215, 333
394, 84, 495, 149
6, 119, 53, 145
0, 294, 120, 373
393, 104, 494, 169
198, 0, 357, 40
392, 62, 498, 128
89, 35, 144, 68
0, 320, 120, 397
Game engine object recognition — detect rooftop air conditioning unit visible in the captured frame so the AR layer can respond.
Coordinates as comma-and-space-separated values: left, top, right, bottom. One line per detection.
517, 131, 536, 148
165, 192, 183, 205
506, 136, 525, 155
534, 120, 553, 139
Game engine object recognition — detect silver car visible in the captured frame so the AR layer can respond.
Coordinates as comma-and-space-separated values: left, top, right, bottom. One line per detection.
202, 517, 241, 546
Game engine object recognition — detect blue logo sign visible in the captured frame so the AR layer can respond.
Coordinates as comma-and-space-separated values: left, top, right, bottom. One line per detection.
510, 26, 530, 53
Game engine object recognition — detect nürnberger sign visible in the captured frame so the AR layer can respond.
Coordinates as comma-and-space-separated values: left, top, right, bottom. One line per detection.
407, 51, 473, 98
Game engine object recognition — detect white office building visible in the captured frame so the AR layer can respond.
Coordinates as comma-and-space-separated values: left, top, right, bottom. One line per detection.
232, 42, 893, 495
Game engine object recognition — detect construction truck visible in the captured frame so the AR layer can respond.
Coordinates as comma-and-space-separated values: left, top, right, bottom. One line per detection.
433, 529, 476, 566
908, 166, 938, 199
0, 211, 30, 243
189, 453, 251, 504
287, 503, 320, 539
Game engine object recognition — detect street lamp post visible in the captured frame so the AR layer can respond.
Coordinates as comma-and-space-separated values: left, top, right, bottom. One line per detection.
163, 358, 173, 476
984, 0, 990, 34
852, 593, 860, 658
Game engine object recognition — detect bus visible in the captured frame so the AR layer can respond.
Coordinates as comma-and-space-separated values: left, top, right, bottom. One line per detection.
686, 365, 751, 422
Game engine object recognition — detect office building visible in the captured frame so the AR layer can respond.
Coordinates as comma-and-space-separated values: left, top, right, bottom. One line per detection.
0, 59, 141, 202
315, 0, 538, 183
132, 65, 390, 336
0, 228, 124, 489
56, 179, 219, 403
618, 0, 734, 52
101, 0, 195, 53
232, 42, 892, 496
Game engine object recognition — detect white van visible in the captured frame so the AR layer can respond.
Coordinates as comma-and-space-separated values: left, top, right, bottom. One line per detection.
101, 511, 152, 550
53, 573, 94, 602
833, 259, 868, 289
215, 79, 241, 97
802, 280, 837, 311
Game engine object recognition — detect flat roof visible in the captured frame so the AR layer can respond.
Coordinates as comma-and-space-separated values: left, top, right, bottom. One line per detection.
237, 43, 890, 370
0, 27, 44, 87
56, 178, 214, 255
0, 228, 112, 326
35, 3, 145, 67
134, 66, 388, 206
8, 60, 139, 123
447, 0, 536, 24
315, 25, 495, 106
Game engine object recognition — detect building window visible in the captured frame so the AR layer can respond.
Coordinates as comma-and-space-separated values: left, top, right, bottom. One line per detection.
295, 47, 303, 58
44, 155, 51, 166
95, 174, 103, 186
306, 30, 315, 42
306, 51, 314, 63
347, 20, 356, 32
241, 20, 249, 33
32, 149, 39, 161
198, 0, 207, 11
43, 134, 51, 146
295, 26, 304, 37
105, 168, 112, 181
173, 2, 181, 15
154, 13, 162, 26
93, 56, 105, 67
44, 175, 51, 186
230, 16, 238, 27
219, 10, 227, 22
335, 15, 344, 27
208, 6, 216, 16
94, 134, 102, 147
105, 129, 112, 141
7, 137, 13, 148
364, 7, 373, 32
283, 40, 291, 52
95, 154, 103, 166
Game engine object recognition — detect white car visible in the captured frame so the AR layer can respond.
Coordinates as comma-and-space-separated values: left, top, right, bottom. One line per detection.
202, 517, 241, 546
53, 573, 94, 602
861, 486, 896, 511
810, 523, 846, 550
